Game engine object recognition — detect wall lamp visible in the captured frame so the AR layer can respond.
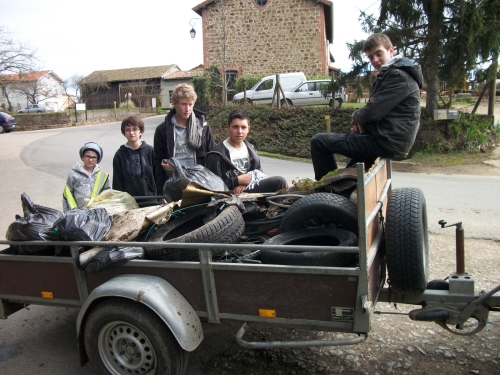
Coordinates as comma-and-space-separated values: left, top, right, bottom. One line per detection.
189, 18, 202, 39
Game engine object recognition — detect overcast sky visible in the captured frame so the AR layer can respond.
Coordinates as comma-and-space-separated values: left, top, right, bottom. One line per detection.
2, 0, 379, 82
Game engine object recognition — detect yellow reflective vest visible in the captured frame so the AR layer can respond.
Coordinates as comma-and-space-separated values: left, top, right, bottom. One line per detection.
62, 170, 109, 210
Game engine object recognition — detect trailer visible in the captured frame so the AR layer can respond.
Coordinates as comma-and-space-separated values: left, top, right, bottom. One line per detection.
1, 158, 499, 375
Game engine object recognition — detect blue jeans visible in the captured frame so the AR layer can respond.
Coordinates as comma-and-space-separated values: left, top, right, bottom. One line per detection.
310, 132, 390, 180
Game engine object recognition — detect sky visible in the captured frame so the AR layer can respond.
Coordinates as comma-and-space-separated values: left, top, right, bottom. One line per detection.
2, 0, 379, 84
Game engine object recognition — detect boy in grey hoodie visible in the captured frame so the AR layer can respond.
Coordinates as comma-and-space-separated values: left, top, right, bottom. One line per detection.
62, 142, 110, 212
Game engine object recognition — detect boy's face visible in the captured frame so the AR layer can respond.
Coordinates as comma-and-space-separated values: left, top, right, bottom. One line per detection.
227, 118, 249, 145
172, 98, 194, 120
124, 125, 143, 143
365, 44, 394, 71
81, 150, 98, 169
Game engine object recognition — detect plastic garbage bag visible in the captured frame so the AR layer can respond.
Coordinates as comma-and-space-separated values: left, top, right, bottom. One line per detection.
54, 208, 112, 241
162, 157, 228, 202
6, 193, 64, 255
77, 246, 144, 273
85, 189, 139, 215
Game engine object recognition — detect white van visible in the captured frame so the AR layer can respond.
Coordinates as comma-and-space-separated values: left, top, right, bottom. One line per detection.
232, 72, 306, 105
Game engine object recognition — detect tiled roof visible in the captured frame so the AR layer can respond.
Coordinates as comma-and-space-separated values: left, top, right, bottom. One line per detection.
0, 70, 51, 82
164, 65, 206, 80
81, 65, 179, 84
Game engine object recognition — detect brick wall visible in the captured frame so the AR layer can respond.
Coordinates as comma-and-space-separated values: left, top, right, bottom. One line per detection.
202, 0, 329, 77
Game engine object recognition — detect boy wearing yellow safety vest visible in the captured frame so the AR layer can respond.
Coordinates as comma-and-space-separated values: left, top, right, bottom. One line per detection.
62, 142, 111, 212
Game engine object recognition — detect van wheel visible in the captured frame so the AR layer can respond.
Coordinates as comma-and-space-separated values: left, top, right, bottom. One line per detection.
385, 188, 429, 295
84, 299, 188, 375
260, 228, 358, 267
281, 99, 293, 107
280, 193, 358, 235
146, 205, 245, 261
335, 99, 343, 108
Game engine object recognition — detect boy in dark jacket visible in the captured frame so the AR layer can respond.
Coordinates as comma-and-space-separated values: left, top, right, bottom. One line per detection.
205, 109, 287, 195
113, 116, 157, 206
310, 33, 423, 180
153, 83, 215, 194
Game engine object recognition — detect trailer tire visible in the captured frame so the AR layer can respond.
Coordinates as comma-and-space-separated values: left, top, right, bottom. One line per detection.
260, 228, 358, 267
385, 187, 429, 295
84, 298, 188, 375
146, 205, 245, 261
280, 193, 358, 234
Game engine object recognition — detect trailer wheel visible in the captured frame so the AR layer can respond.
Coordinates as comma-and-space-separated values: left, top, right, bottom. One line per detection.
260, 228, 358, 267
280, 193, 358, 234
84, 298, 188, 375
146, 205, 245, 261
385, 187, 429, 295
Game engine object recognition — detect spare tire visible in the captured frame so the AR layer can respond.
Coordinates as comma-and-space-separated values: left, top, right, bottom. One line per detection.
385, 188, 429, 295
146, 205, 245, 261
280, 193, 358, 235
260, 228, 358, 267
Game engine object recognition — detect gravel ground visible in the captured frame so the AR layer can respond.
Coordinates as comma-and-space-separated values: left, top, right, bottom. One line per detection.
185, 233, 500, 375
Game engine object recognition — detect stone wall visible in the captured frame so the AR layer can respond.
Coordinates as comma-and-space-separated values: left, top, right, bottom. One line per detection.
202, 0, 329, 77
13, 109, 147, 131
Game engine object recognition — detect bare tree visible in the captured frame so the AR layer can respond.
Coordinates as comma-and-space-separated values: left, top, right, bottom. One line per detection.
206, 0, 230, 105
66, 74, 85, 103
0, 27, 38, 111
0, 27, 38, 75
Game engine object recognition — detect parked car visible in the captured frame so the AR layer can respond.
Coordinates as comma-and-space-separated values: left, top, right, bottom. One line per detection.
232, 72, 306, 105
0, 112, 16, 134
282, 79, 347, 108
17, 104, 54, 114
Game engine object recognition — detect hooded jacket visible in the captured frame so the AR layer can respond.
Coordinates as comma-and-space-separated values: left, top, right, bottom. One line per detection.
205, 140, 262, 190
112, 141, 156, 200
153, 108, 215, 193
352, 56, 423, 158
62, 162, 110, 212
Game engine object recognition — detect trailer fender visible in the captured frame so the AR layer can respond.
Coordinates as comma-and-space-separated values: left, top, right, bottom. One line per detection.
76, 274, 203, 352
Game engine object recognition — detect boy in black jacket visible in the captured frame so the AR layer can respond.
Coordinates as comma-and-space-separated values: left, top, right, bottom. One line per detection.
205, 109, 287, 195
113, 116, 157, 206
310, 33, 423, 180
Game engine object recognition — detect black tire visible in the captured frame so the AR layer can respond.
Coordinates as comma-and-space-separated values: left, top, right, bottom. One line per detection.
280, 193, 358, 235
260, 228, 358, 267
335, 98, 343, 108
146, 205, 245, 261
4, 129, 12, 133
84, 298, 188, 375
385, 187, 429, 295
0, 127, 4, 134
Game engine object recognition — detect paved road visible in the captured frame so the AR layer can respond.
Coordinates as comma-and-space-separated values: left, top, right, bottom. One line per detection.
0, 118, 499, 374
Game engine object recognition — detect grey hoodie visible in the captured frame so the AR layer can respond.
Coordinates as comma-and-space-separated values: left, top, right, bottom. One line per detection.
62, 162, 111, 212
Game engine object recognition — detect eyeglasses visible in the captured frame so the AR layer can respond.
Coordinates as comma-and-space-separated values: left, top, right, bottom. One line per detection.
125, 128, 141, 133
83, 155, 97, 160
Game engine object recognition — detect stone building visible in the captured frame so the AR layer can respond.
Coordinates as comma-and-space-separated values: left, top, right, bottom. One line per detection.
192, 0, 334, 79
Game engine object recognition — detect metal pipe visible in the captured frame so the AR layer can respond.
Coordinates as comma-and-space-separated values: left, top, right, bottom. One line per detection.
456, 224, 465, 274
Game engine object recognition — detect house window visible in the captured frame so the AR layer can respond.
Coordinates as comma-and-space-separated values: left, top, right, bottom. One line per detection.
169, 90, 173, 105
255, 0, 269, 7
225, 70, 238, 101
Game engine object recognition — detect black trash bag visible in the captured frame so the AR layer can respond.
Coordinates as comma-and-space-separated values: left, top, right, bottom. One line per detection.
6, 193, 64, 255
54, 208, 112, 241
77, 246, 144, 273
162, 157, 228, 201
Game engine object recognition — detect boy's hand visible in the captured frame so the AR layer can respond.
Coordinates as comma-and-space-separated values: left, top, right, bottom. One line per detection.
234, 185, 246, 195
237, 173, 252, 186
351, 121, 365, 134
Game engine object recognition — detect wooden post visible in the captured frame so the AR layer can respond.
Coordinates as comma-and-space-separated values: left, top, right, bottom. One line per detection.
114, 101, 117, 118
325, 115, 331, 133
276, 74, 281, 108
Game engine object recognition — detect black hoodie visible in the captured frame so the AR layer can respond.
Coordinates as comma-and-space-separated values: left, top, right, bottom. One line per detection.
352, 56, 423, 159
112, 141, 157, 201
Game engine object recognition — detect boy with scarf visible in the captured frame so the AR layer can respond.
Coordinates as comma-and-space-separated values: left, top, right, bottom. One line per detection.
153, 83, 215, 194
310, 33, 423, 180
